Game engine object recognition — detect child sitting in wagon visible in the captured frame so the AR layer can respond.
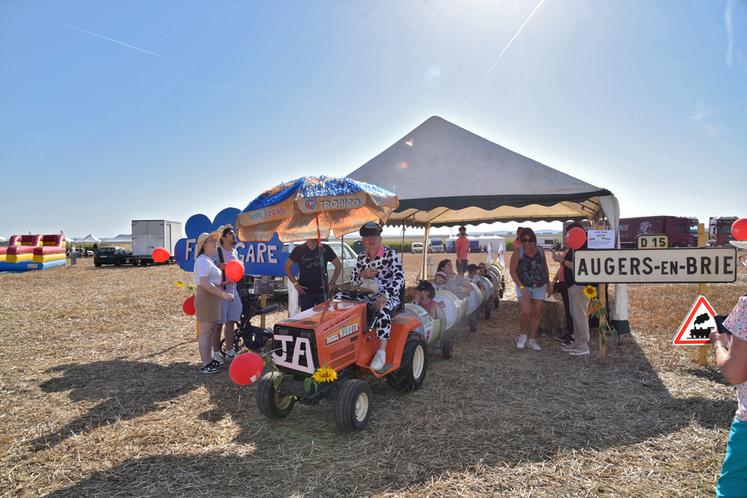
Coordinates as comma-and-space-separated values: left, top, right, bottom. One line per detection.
414, 280, 438, 318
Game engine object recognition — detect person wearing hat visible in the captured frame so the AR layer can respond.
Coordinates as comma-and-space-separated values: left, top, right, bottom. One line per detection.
193, 231, 235, 374
711, 295, 747, 497
284, 238, 342, 311
335, 222, 404, 371
455, 226, 470, 276
214, 225, 243, 362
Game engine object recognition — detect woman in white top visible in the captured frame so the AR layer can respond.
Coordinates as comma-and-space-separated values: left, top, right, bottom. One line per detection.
193, 231, 234, 374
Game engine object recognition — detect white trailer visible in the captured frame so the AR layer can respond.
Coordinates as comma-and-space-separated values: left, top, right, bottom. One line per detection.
128, 220, 182, 265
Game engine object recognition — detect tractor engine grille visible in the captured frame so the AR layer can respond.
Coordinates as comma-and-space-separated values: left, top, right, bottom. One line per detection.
271, 326, 319, 376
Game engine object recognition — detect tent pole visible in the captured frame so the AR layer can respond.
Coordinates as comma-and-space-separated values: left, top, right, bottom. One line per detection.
422, 223, 431, 280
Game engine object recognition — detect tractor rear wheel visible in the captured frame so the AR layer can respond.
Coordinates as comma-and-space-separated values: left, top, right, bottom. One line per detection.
388, 334, 427, 391
335, 379, 372, 432
257, 372, 295, 419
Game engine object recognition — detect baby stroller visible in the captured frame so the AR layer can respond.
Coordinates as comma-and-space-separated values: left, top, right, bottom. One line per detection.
219, 279, 279, 355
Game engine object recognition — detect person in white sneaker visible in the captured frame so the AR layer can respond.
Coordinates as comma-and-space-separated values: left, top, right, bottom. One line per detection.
193, 231, 235, 374
554, 223, 591, 356
214, 225, 243, 362
509, 228, 551, 352
335, 222, 404, 372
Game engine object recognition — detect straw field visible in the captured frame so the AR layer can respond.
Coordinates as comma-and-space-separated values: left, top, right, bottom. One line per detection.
1, 253, 745, 497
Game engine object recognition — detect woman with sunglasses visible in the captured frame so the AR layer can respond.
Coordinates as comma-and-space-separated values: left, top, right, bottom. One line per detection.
509, 227, 551, 351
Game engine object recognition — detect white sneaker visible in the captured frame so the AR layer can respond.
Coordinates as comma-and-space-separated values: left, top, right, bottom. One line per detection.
516, 335, 527, 349
568, 347, 590, 356
527, 339, 541, 351
225, 349, 236, 361
212, 351, 225, 366
369, 349, 386, 371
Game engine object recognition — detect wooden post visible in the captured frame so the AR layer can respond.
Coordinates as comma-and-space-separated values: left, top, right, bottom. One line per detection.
697, 223, 709, 366
260, 294, 268, 330
597, 283, 608, 361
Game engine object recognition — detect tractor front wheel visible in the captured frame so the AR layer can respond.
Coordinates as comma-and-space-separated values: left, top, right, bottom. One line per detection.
257, 372, 296, 419
468, 313, 477, 332
335, 379, 372, 432
484, 303, 492, 320
388, 334, 427, 391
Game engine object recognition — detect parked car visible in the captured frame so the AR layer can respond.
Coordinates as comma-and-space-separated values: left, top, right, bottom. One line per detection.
537, 238, 559, 250
411, 242, 423, 253
245, 241, 358, 295
429, 238, 445, 253
94, 247, 129, 267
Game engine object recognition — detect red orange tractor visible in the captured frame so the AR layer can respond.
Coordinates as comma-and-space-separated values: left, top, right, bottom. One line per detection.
256, 289, 430, 432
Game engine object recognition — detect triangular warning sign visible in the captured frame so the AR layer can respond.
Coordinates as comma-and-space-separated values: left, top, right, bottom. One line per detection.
673, 295, 718, 346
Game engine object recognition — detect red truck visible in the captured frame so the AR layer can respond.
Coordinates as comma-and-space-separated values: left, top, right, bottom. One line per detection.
619, 216, 698, 248
709, 217, 739, 246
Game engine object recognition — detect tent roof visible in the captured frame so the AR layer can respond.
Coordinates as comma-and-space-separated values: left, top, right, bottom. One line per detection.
100, 234, 132, 243
73, 234, 100, 243
348, 116, 613, 227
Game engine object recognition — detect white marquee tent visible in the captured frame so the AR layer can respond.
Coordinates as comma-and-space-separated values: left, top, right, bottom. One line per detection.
349, 116, 629, 333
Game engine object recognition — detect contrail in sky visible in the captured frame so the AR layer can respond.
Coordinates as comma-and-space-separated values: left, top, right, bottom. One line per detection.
0, 2, 172, 60
458, 0, 545, 115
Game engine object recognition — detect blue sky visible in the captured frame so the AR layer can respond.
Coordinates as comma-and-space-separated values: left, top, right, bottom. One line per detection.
1, 0, 745, 238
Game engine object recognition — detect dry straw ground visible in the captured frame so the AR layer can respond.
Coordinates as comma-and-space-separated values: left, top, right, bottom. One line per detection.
1, 253, 745, 497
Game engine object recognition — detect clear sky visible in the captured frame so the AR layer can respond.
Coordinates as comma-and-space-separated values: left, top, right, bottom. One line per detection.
1, 0, 744, 238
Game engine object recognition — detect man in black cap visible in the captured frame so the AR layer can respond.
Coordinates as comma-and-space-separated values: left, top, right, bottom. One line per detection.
335, 222, 405, 371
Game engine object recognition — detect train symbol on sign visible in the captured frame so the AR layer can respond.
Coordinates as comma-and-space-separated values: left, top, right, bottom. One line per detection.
688, 313, 713, 339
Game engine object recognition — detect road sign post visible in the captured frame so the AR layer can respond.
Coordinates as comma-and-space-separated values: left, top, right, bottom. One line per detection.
696, 223, 709, 366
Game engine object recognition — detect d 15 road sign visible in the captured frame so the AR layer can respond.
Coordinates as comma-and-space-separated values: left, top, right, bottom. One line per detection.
636, 234, 668, 249
573, 247, 738, 284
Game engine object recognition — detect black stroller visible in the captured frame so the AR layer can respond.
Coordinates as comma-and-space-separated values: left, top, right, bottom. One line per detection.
219, 278, 279, 355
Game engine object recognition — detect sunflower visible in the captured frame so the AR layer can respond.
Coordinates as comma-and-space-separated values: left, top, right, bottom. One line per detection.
583, 285, 598, 299
312, 367, 337, 383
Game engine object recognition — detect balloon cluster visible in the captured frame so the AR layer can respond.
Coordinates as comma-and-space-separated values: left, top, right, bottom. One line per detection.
182, 295, 195, 316
732, 218, 747, 241
229, 352, 265, 385
225, 260, 245, 283
566, 227, 587, 250
152, 247, 170, 263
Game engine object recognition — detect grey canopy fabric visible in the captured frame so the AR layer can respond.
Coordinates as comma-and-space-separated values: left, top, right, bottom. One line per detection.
348, 116, 613, 227
348, 116, 629, 329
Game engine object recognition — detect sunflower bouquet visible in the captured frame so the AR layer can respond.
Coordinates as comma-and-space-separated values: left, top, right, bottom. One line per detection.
583, 285, 618, 361
262, 354, 338, 393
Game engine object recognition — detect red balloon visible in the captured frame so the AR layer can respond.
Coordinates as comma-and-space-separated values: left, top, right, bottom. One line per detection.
225, 260, 245, 283
182, 295, 195, 316
230, 352, 265, 386
732, 218, 747, 241
152, 247, 170, 263
566, 227, 587, 250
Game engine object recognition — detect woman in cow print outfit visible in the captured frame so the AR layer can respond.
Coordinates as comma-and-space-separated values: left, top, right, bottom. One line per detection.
335, 222, 404, 371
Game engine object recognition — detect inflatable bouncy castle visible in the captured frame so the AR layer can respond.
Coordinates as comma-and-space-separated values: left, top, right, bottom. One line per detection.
0, 234, 67, 271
